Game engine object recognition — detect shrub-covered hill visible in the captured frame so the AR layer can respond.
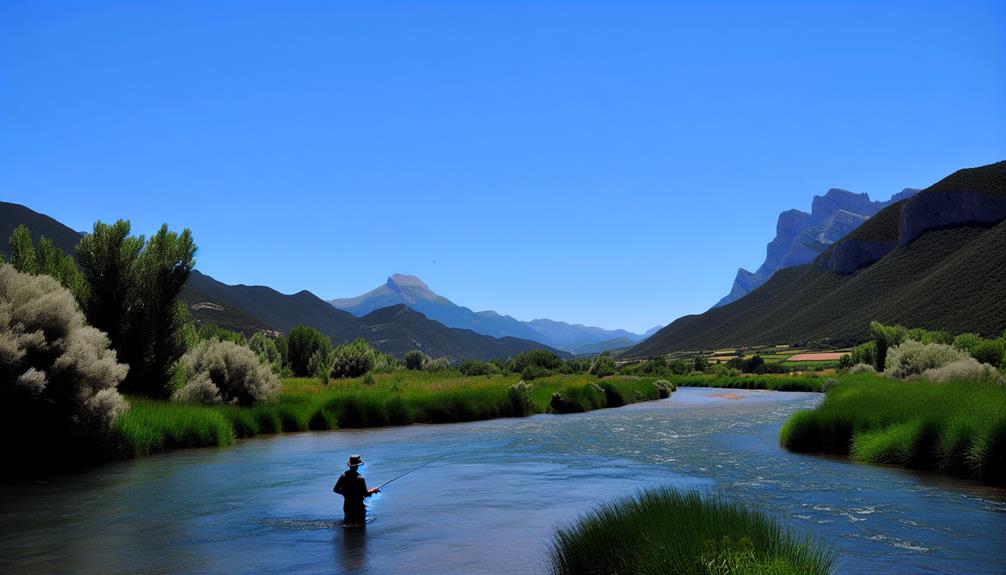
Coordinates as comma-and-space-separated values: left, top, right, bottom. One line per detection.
629, 161, 1006, 355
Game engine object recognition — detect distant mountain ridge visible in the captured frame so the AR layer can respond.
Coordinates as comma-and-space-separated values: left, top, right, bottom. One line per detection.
714, 187, 920, 308
629, 161, 1006, 356
0, 202, 565, 362
330, 274, 660, 352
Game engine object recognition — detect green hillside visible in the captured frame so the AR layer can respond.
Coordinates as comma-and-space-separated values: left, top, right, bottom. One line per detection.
629, 162, 1006, 355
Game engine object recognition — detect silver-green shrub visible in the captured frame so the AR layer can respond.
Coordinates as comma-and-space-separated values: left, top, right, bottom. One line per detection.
883, 341, 967, 379
0, 265, 129, 435
919, 357, 1004, 383
175, 339, 279, 405
848, 363, 876, 374
423, 356, 451, 371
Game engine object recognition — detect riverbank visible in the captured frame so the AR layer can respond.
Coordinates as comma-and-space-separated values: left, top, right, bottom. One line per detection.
669, 373, 825, 392
107, 373, 673, 460
780, 373, 1006, 484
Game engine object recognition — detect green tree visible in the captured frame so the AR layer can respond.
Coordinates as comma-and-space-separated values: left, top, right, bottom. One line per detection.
8, 225, 38, 274
76, 221, 195, 397
870, 321, 905, 372
286, 325, 333, 377
76, 220, 144, 345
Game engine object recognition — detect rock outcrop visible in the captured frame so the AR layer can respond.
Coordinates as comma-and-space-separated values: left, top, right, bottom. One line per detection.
713, 187, 918, 308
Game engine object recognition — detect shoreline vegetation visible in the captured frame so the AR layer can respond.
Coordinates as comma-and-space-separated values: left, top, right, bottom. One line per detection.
780, 374, 1006, 485
108, 373, 676, 460
550, 488, 835, 575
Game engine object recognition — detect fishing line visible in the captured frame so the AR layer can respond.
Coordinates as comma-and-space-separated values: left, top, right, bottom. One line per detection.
376, 439, 477, 491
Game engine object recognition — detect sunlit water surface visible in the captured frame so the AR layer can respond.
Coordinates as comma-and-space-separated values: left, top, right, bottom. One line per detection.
1, 388, 1004, 574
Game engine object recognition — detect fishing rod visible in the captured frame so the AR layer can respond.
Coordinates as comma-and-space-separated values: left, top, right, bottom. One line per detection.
375, 440, 477, 491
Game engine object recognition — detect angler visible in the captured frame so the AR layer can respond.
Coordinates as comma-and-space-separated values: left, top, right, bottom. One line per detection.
333, 454, 379, 528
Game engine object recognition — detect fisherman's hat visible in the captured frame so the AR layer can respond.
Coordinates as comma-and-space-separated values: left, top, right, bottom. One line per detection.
347, 454, 364, 466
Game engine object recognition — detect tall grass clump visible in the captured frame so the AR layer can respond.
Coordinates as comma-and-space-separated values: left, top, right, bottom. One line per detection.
550, 488, 834, 575
111, 399, 234, 457
780, 373, 1006, 484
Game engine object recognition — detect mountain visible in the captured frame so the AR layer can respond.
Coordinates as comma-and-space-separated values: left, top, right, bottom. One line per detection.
628, 161, 1006, 356
330, 274, 657, 352
572, 337, 636, 355
355, 305, 569, 361
713, 187, 920, 308
0, 202, 562, 362
331, 274, 546, 342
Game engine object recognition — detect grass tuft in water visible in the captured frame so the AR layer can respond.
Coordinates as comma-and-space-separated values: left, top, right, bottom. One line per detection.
549, 488, 834, 575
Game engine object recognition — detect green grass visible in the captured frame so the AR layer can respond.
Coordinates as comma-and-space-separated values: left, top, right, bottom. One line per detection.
780, 373, 1006, 484
106, 373, 670, 460
670, 374, 825, 392
550, 488, 834, 575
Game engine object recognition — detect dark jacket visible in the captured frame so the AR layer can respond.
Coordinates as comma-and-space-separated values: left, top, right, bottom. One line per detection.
334, 469, 369, 510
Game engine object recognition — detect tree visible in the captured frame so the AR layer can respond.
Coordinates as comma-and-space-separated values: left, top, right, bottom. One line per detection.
6, 226, 87, 301
8, 225, 38, 275
76, 220, 196, 397
286, 325, 333, 377
76, 220, 144, 345
870, 321, 905, 372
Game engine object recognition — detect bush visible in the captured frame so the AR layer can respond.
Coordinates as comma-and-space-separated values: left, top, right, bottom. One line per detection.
952, 333, 983, 354
849, 341, 876, 367
883, 341, 967, 379
847, 363, 876, 374
970, 339, 1005, 368
0, 266, 130, 468
331, 338, 377, 379
509, 349, 563, 376
286, 325, 332, 377
653, 379, 674, 398
423, 356, 451, 371
405, 350, 428, 370
920, 358, 1003, 383
175, 339, 279, 405
588, 352, 616, 378
507, 381, 535, 416
248, 332, 281, 367
870, 321, 906, 371
458, 360, 501, 376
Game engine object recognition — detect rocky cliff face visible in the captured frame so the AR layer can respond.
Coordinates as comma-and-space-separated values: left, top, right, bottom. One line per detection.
817, 182, 1006, 275
713, 187, 918, 308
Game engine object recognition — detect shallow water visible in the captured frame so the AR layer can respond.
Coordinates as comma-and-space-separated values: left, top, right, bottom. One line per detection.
1, 388, 1004, 574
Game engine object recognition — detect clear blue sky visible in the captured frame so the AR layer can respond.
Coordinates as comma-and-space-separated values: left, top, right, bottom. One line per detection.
2, 1, 1005, 332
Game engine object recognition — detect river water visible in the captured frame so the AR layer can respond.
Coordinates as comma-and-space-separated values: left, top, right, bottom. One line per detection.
1, 388, 1003, 574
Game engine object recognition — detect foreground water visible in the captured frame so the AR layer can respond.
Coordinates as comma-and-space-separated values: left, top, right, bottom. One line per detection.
2, 388, 1004, 574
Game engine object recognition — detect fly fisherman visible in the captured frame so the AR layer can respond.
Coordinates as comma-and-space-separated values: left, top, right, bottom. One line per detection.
333, 454, 379, 527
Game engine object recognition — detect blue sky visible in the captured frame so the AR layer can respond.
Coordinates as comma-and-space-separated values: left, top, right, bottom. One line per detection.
2, 1, 1005, 332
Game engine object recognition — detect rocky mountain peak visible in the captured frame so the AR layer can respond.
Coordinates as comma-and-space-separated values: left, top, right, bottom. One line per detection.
387, 274, 431, 291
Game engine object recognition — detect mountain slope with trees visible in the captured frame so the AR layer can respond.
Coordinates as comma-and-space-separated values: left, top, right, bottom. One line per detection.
629, 161, 1006, 356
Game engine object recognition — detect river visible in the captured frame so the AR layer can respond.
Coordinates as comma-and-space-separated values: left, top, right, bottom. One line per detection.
1, 388, 1003, 574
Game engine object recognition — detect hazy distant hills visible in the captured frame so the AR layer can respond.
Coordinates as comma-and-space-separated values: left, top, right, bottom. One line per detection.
0, 202, 564, 362
713, 187, 919, 308
629, 161, 1006, 356
331, 274, 659, 353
